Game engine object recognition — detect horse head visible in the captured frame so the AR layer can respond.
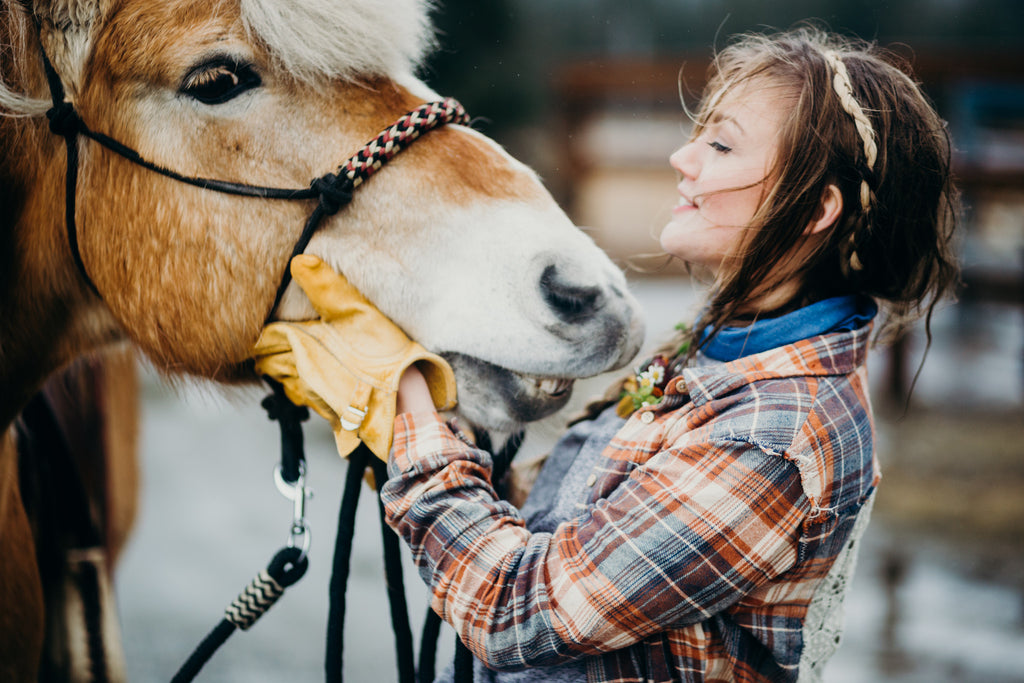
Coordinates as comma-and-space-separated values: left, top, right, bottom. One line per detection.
3, 0, 644, 435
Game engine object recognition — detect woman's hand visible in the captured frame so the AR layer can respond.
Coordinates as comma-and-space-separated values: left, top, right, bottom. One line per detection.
253, 255, 456, 461
397, 365, 438, 415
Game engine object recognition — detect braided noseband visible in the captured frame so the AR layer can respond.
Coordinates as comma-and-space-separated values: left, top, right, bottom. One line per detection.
37, 47, 469, 322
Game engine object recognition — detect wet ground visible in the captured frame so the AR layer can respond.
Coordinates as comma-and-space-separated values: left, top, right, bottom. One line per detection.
115, 276, 1024, 682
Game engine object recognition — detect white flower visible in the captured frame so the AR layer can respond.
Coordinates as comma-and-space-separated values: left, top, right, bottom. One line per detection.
648, 364, 665, 385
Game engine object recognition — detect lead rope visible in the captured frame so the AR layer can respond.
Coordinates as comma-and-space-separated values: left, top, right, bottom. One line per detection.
170, 548, 309, 683
172, 383, 421, 683
325, 445, 417, 683
171, 381, 311, 683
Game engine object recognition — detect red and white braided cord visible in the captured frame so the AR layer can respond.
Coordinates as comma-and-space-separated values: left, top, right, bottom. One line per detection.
342, 98, 470, 187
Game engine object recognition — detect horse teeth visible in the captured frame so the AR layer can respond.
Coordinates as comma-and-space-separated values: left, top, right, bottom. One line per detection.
534, 378, 571, 396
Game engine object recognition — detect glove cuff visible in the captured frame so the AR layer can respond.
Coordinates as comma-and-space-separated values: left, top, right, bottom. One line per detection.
404, 351, 457, 412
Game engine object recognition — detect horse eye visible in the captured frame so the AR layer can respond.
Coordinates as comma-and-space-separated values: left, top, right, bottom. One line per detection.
181, 60, 261, 105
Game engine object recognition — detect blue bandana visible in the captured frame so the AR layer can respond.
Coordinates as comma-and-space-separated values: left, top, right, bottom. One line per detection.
700, 295, 878, 362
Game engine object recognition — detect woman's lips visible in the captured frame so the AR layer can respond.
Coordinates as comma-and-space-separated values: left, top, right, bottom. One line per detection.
672, 196, 697, 214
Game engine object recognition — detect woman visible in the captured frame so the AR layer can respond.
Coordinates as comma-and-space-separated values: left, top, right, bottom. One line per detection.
256, 24, 959, 682
386, 26, 958, 682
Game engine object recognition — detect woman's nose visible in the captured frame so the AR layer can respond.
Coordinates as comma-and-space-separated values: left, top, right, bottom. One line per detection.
669, 142, 699, 179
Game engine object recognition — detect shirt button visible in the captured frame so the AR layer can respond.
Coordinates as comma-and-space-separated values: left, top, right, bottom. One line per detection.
640, 411, 654, 424
585, 473, 597, 487
675, 377, 688, 393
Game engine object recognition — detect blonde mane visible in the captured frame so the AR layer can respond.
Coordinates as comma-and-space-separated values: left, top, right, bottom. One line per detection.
240, 0, 436, 84
0, 6, 49, 116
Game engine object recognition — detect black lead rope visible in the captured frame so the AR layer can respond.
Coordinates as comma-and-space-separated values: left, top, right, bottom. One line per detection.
373, 455, 418, 683
170, 547, 309, 683
262, 380, 310, 485
324, 443, 368, 682
173, 394, 419, 683
171, 383, 311, 683
325, 446, 418, 683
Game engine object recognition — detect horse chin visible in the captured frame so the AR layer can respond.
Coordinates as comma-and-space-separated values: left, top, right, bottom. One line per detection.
442, 353, 575, 435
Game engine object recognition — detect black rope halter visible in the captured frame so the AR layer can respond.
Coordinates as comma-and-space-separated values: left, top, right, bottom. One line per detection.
33, 27, 486, 683
37, 47, 468, 323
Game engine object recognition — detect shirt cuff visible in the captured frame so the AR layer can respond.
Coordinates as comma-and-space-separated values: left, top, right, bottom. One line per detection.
391, 410, 472, 472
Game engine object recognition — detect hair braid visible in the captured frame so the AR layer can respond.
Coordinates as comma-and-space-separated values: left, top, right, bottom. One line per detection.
823, 50, 878, 207
823, 49, 879, 272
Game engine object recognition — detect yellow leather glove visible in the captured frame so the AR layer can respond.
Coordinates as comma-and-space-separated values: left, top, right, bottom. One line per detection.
252, 254, 457, 461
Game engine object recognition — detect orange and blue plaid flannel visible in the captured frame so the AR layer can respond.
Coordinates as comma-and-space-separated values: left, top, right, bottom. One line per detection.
383, 323, 879, 682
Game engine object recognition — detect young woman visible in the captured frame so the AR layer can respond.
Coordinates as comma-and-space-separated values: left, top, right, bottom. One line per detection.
381, 26, 960, 682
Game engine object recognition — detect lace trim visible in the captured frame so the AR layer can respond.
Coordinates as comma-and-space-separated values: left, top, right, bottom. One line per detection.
797, 493, 876, 682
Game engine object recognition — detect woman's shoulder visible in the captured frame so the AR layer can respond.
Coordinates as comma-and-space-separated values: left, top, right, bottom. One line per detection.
711, 370, 876, 502
689, 344, 869, 425
666, 336, 874, 475
652, 370, 875, 518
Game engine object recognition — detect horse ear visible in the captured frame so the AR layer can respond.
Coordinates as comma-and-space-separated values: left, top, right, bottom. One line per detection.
30, 0, 108, 100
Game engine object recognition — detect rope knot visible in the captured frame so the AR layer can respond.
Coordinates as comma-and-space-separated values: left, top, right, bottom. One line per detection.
46, 102, 81, 138
311, 173, 354, 215
260, 390, 310, 425
225, 570, 284, 631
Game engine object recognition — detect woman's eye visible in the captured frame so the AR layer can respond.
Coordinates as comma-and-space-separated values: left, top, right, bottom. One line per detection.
708, 141, 732, 154
181, 60, 261, 105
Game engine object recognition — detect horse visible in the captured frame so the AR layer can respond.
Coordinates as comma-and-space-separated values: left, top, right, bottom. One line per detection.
0, 0, 644, 679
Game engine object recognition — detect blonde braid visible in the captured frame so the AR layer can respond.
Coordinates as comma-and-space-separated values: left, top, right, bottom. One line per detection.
824, 50, 877, 209
824, 49, 877, 271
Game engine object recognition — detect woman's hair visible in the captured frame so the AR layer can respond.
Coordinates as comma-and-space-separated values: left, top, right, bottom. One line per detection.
687, 24, 960, 351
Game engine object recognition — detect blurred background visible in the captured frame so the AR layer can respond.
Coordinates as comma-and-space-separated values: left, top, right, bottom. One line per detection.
115, 1, 1024, 681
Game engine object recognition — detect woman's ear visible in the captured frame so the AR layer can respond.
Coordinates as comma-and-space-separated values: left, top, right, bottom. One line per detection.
806, 184, 843, 235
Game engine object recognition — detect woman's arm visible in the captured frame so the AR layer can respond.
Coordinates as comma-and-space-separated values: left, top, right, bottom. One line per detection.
397, 365, 437, 414
384, 386, 807, 670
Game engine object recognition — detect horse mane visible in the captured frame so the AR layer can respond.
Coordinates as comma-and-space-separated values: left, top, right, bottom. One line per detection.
0, 3, 49, 116
0, 0, 438, 116
240, 0, 437, 85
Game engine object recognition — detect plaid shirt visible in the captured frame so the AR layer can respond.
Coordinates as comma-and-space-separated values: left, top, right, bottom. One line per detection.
383, 323, 879, 682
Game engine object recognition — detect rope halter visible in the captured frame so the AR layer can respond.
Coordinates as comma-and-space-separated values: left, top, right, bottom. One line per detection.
36, 40, 469, 321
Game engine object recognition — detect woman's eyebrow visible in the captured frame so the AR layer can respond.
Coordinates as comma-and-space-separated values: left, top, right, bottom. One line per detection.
708, 111, 745, 136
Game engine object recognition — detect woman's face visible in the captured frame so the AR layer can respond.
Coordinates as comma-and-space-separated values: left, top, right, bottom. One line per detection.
660, 82, 790, 275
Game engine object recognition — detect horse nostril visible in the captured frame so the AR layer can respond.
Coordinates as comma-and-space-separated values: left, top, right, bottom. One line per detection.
540, 264, 602, 322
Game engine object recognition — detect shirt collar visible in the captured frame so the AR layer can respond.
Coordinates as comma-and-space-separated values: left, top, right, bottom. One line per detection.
682, 305, 875, 406
700, 295, 878, 362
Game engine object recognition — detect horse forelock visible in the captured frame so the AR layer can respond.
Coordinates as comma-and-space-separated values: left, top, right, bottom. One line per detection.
1, 0, 436, 117
239, 0, 436, 85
